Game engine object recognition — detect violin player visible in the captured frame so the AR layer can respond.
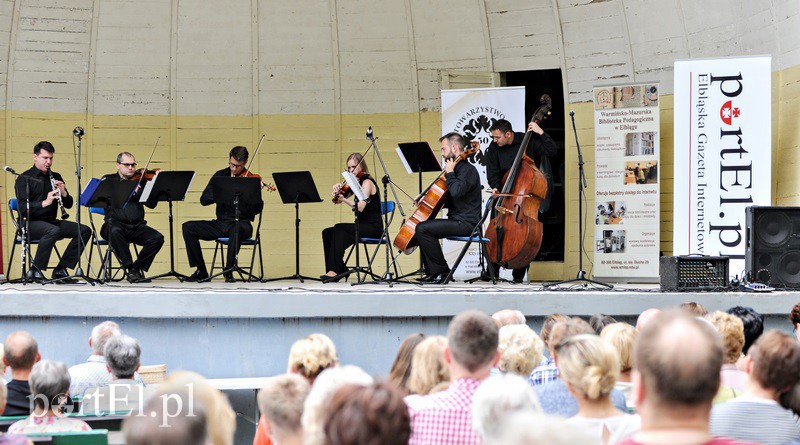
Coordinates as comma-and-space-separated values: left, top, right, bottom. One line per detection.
414, 133, 482, 284
100, 152, 165, 283
321, 152, 382, 282
182, 146, 264, 283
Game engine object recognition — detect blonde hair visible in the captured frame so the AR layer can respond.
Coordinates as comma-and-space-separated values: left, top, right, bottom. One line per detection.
288, 334, 339, 381
600, 322, 638, 373
706, 311, 745, 364
407, 336, 449, 395
498, 325, 544, 377
556, 334, 619, 400
301, 365, 373, 445
161, 371, 236, 445
347, 152, 368, 173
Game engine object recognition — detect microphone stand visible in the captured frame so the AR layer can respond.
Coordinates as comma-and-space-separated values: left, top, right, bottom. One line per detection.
544, 111, 612, 290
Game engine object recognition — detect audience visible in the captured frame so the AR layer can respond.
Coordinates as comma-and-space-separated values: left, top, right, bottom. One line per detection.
726, 306, 764, 367
635, 308, 661, 331
388, 333, 426, 394
600, 322, 637, 409
790, 301, 800, 341
68, 321, 144, 398
302, 365, 373, 445
529, 317, 592, 386
681, 301, 709, 317
617, 310, 756, 445
160, 371, 236, 445
408, 309, 499, 445
710, 330, 800, 445
323, 382, 410, 445
0, 381, 33, 445
83, 334, 148, 413
589, 314, 617, 335
558, 334, 640, 444
496, 324, 544, 377
3, 331, 41, 416
124, 388, 207, 445
8, 360, 90, 433
472, 373, 540, 445
0, 344, 6, 382
491, 309, 526, 327
257, 374, 310, 445
489, 410, 593, 445
405, 336, 449, 402
706, 311, 747, 393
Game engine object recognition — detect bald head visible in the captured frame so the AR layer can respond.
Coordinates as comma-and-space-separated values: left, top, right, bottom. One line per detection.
636, 308, 661, 331
4, 331, 40, 371
492, 309, 526, 327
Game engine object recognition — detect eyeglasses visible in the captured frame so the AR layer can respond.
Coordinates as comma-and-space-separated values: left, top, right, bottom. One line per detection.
119, 163, 137, 168
229, 162, 245, 169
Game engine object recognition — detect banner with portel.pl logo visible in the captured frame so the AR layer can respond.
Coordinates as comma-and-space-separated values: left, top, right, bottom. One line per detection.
673, 56, 772, 278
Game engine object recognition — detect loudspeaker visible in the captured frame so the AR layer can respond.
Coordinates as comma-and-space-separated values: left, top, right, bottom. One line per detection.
745, 206, 800, 289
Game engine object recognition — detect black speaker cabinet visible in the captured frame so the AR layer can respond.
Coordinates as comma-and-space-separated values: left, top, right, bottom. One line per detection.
746, 206, 800, 289
660, 256, 729, 291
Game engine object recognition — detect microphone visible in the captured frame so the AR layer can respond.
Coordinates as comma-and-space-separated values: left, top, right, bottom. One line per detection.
570, 111, 575, 117
73, 126, 85, 137
366, 126, 373, 140
3, 165, 17, 175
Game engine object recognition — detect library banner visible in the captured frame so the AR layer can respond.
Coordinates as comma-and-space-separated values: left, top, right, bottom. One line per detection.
593, 83, 661, 280
673, 56, 772, 277
441, 87, 525, 280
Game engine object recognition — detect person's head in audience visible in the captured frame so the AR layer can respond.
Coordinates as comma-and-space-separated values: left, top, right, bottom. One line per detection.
323, 382, 410, 445
407, 336, 449, 395
0, 344, 5, 378
781, 382, 800, 416
745, 330, 800, 402
492, 309, 526, 327
490, 411, 593, 445
89, 321, 122, 356
635, 308, 661, 331
706, 311, 744, 365
472, 374, 541, 444
681, 301, 708, 317
29, 360, 70, 415
4, 331, 40, 379
589, 314, 617, 335
288, 333, 339, 384
633, 310, 723, 431
726, 306, 763, 355
302, 365, 373, 445
498, 324, 544, 377
104, 334, 141, 380
600, 322, 637, 382
540, 314, 570, 356
162, 371, 235, 445
124, 388, 207, 445
547, 317, 594, 361
446, 310, 500, 380
557, 334, 621, 412
388, 333, 425, 393
789, 302, 800, 342
0, 380, 7, 415
257, 374, 310, 445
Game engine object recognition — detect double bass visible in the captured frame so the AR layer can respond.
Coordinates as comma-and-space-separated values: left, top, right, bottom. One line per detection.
485, 95, 552, 269
393, 141, 479, 254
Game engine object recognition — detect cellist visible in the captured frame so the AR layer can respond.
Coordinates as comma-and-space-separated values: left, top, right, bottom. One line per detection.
414, 133, 482, 284
484, 119, 556, 282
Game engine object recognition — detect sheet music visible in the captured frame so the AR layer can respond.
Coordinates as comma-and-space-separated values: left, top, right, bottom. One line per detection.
342, 171, 368, 202
139, 178, 156, 203
396, 147, 413, 174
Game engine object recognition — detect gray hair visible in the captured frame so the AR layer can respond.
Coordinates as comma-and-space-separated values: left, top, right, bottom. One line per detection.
125, 389, 207, 445
492, 309, 526, 327
30, 360, 70, 410
91, 321, 122, 355
491, 411, 594, 445
301, 365, 374, 445
472, 374, 541, 443
104, 334, 141, 379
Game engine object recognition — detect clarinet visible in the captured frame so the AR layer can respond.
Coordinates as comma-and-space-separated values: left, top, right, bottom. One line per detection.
47, 167, 69, 220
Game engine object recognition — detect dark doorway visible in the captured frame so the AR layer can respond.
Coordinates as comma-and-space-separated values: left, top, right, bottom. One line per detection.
502, 69, 565, 261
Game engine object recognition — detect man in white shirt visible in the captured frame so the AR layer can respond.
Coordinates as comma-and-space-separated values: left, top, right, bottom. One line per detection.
68, 321, 143, 398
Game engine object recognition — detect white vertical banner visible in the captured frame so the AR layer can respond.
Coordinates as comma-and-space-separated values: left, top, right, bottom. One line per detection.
441, 87, 525, 280
673, 56, 772, 277
593, 83, 661, 280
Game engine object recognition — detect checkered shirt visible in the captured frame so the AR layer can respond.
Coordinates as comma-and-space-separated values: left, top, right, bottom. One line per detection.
68, 355, 144, 398
527, 356, 559, 386
408, 378, 482, 445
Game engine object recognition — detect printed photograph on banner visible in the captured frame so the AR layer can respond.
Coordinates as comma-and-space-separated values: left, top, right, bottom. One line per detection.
593, 82, 660, 280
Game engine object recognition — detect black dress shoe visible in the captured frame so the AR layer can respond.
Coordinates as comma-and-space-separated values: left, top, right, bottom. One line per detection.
26, 269, 45, 283
419, 273, 446, 283
126, 268, 143, 284
51, 268, 78, 284
185, 269, 209, 282
322, 271, 350, 283
224, 272, 236, 283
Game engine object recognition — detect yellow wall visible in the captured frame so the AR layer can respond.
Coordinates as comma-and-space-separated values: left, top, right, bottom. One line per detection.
3, 63, 799, 281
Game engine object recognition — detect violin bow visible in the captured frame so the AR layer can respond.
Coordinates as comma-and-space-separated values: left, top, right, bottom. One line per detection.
244, 134, 266, 175
123, 136, 160, 208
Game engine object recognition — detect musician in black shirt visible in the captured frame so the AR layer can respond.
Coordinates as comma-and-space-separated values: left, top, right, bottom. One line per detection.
484, 119, 556, 282
14, 141, 91, 282
100, 152, 165, 283
415, 133, 482, 284
182, 146, 264, 282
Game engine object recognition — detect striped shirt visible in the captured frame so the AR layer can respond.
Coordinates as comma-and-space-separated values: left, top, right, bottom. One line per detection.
408, 378, 482, 445
710, 395, 800, 445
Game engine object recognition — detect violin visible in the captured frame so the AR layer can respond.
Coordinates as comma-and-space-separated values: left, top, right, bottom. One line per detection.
332, 171, 366, 203
130, 168, 160, 181
236, 168, 276, 192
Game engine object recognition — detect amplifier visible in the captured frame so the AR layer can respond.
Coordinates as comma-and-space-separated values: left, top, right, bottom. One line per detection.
660, 256, 730, 291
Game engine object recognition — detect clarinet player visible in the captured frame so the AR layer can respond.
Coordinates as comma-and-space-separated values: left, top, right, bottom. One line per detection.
14, 141, 91, 283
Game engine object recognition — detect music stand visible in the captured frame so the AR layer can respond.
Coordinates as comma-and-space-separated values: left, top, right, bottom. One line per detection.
141, 171, 195, 282
262, 171, 323, 283
84, 177, 138, 282
200, 176, 261, 282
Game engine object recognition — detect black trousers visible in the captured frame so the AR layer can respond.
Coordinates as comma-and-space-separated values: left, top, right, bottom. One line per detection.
182, 219, 253, 273
322, 222, 383, 274
28, 219, 92, 271
101, 222, 164, 271
415, 219, 473, 276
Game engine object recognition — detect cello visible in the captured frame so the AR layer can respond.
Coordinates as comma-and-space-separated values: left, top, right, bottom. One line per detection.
393, 140, 479, 254
485, 94, 552, 269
